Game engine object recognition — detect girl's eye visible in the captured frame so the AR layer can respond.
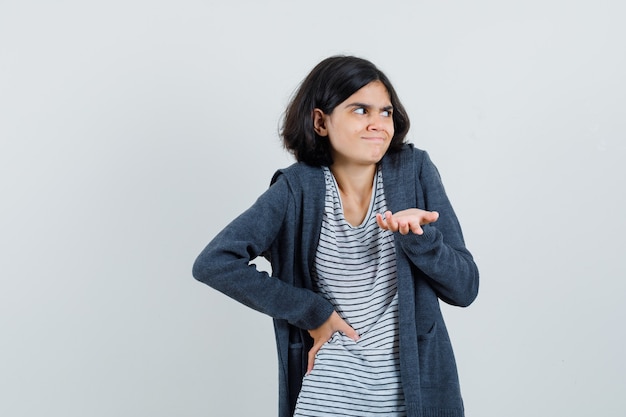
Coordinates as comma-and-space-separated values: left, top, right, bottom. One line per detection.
353, 107, 366, 115
381, 110, 392, 117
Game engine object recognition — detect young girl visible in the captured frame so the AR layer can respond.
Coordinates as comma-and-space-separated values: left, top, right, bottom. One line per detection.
193, 55, 479, 417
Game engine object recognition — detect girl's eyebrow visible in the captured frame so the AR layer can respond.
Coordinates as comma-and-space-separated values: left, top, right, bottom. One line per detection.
345, 102, 394, 111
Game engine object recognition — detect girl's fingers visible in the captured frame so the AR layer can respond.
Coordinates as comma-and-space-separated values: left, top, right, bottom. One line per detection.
307, 342, 323, 375
375, 213, 388, 230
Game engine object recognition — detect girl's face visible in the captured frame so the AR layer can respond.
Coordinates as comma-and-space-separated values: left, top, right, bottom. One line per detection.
314, 80, 394, 168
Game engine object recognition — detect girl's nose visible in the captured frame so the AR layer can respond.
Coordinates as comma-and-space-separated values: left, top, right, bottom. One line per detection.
368, 114, 387, 131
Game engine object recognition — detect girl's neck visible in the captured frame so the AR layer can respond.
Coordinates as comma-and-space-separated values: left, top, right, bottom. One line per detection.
330, 163, 377, 226
330, 163, 376, 196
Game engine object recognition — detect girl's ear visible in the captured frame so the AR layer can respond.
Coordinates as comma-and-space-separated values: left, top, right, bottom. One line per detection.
313, 108, 328, 136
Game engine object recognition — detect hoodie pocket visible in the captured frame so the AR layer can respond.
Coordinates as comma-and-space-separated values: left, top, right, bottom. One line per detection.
288, 342, 304, 410
417, 322, 458, 388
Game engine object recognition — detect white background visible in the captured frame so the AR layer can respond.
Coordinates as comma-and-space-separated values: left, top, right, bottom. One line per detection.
1, 1, 625, 416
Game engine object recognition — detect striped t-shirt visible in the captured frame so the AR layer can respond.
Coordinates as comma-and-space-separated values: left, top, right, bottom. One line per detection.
293, 166, 406, 417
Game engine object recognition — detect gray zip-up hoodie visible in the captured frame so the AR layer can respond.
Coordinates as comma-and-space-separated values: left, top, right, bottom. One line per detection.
193, 144, 479, 417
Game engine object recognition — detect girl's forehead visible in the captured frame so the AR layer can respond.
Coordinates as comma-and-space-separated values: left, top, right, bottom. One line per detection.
344, 81, 391, 102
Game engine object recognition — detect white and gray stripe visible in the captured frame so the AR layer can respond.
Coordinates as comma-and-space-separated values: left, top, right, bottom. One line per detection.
294, 166, 406, 417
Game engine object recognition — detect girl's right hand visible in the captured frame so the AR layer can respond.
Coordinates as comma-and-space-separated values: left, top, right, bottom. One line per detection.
306, 311, 359, 375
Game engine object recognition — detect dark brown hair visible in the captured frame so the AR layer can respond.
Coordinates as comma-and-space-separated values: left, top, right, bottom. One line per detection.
281, 55, 410, 166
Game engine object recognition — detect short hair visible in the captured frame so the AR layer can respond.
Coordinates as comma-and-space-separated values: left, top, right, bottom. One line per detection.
281, 55, 410, 167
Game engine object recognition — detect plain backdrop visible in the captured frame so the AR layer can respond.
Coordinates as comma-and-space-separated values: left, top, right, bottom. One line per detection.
1, 1, 625, 416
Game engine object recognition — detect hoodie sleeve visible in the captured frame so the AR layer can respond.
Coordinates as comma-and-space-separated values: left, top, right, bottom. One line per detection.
394, 150, 479, 307
192, 175, 335, 330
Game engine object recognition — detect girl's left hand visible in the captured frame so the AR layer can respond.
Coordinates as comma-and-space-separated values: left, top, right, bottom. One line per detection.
376, 209, 439, 235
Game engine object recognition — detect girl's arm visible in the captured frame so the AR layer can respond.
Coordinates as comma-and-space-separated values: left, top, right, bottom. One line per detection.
192, 176, 334, 330
378, 151, 479, 307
